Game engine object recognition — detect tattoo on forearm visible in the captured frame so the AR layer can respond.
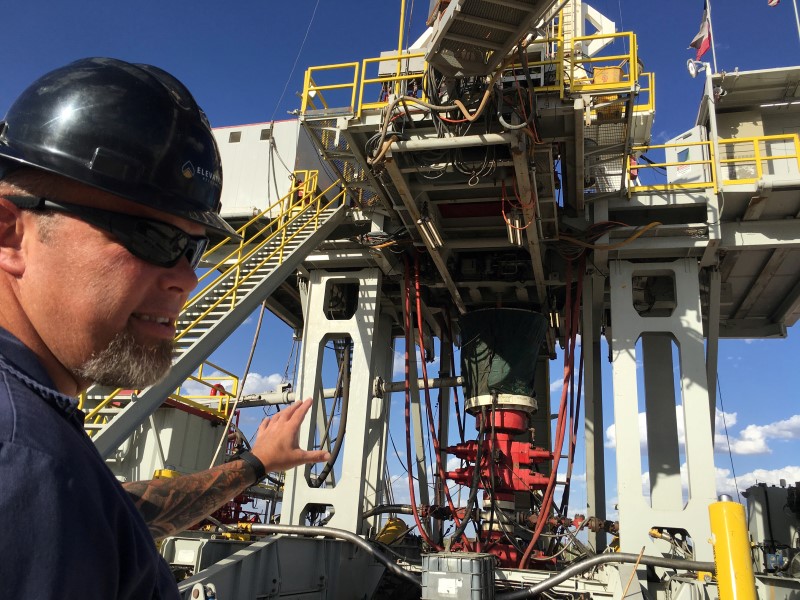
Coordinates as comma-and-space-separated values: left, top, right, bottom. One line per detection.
123, 462, 254, 540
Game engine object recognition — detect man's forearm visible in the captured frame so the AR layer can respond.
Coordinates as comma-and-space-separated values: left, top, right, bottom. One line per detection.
122, 460, 258, 540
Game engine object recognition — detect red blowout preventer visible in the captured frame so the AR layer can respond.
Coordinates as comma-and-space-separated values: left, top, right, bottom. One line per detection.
445, 408, 553, 566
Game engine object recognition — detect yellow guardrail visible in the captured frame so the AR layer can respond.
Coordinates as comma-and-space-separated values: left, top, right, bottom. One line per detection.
717, 135, 800, 185
300, 62, 359, 114
569, 32, 638, 91
628, 134, 800, 195
82, 179, 344, 433
634, 72, 655, 114
83, 360, 238, 434
301, 31, 646, 118
180, 178, 345, 340
177, 360, 239, 415
358, 52, 427, 116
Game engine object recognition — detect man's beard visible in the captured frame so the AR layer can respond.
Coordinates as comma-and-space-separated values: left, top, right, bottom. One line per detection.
73, 328, 175, 388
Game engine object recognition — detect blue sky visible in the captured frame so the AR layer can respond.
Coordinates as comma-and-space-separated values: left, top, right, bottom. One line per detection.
4, 1, 799, 519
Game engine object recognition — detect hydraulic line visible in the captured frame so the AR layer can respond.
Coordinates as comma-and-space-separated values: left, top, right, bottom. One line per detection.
414, 255, 471, 548
308, 342, 350, 488
403, 255, 441, 550
559, 256, 585, 515
362, 504, 415, 518
520, 260, 582, 568
444, 306, 466, 444
449, 407, 487, 546
369, 52, 526, 166
497, 553, 716, 599
209, 300, 267, 468
244, 523, 421, 587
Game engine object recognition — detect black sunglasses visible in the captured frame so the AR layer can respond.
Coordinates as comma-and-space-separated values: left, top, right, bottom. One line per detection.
10, 196, 209, 269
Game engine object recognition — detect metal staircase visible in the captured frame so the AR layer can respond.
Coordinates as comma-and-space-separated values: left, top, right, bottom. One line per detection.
83, 183, 348, 459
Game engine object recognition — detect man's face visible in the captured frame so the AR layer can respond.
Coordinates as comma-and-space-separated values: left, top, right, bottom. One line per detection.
17, 179, 203, 391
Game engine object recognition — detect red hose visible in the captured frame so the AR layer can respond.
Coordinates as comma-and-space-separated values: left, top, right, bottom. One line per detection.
414, 255, 472, 549
519, 259, 583, 568
402, 255, 440, 549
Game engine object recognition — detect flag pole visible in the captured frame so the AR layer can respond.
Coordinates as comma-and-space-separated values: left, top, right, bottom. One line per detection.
706, 0, 719, 73
793, 0, 800, 47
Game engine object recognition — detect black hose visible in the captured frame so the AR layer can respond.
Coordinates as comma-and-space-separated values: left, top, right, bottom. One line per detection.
497, 553, 716, 599
247, 523, 421, 586
449, 407, 487, 544
362, 504, 415, 519
308, 342, 351, 488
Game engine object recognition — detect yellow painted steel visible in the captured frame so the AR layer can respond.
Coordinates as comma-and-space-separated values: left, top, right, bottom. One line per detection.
396, 0, 406, 80
302, 28, 644, 117
628, 133, 800, 196
709, 500, 756, 600
375, 517, 408, 545
154, 468, 181, 479
301, 62, 360, 115
358, 52, 427, 117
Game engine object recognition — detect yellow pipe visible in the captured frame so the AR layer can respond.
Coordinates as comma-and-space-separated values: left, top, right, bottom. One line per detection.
709, 497, 756, 600
396, 0, 406, 81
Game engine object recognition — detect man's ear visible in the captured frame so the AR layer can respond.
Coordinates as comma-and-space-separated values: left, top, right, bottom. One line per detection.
0, 198, 26, 276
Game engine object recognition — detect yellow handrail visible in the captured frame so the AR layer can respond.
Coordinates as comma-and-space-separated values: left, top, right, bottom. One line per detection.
301, 62, 360, 114
301, 31, 645, 118
628, 134, 800, 195
358, 52, 427, 117
180, 181, 344, 339
633, 72, 655, 114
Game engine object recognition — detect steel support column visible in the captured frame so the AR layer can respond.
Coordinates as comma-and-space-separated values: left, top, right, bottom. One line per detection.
282, 268, 394, 534
583, 271, 607, 552
609, 259, 717, 562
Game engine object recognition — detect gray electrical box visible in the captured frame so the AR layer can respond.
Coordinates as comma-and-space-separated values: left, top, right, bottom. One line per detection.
422, 553, 496, 600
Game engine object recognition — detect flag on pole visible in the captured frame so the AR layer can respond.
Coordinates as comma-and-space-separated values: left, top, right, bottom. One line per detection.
689, 2, 712, 60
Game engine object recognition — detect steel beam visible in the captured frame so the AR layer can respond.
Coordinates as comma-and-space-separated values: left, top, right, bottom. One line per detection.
510, 132, 549, 310
384, 152, 468, 314
706, 268, 721, 435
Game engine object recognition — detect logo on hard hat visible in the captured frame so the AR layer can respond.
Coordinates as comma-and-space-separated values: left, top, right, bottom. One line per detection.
181, 160, 221, 187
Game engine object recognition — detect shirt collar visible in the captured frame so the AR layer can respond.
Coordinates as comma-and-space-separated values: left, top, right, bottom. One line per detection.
0, 325, 83, 423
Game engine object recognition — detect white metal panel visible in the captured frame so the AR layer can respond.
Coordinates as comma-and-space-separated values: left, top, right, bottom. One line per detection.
213, 120, 300, 218
666, 126, 710, 185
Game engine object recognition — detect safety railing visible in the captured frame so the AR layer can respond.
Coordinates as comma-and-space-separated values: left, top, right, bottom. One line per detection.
633, 71, 655, 114
717, 134, 800, 185
82, 362, 237, 436
182, 179, 345, 338
300, 62, 360, 115
82, 180, 344, 433
301, 31, 645, 119
568, 32, 638, 94
358, 52, 427, 116
176, 360, 239, 414
627, 133, 800, 195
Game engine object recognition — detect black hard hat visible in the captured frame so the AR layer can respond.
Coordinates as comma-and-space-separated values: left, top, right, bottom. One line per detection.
0, 57, 239, 238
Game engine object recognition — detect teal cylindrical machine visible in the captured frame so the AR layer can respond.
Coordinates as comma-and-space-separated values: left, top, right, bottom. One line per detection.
459, 308, 548, 414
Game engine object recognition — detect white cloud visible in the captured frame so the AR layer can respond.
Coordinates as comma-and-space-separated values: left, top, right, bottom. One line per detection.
639, 461, 800, 501
392, 350, 442, 381
180, 370, 285, 398
242, 372, 285, 395
605, 407, 798, 457
717, 465, 800, 498
447, 456, 463, 471
716, 415, 800, 456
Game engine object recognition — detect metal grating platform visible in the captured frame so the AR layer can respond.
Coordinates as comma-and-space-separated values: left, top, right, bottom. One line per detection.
425, 0, 562, 76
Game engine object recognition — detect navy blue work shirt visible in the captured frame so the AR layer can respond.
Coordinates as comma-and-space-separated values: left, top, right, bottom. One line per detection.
0, 326, 180, 599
